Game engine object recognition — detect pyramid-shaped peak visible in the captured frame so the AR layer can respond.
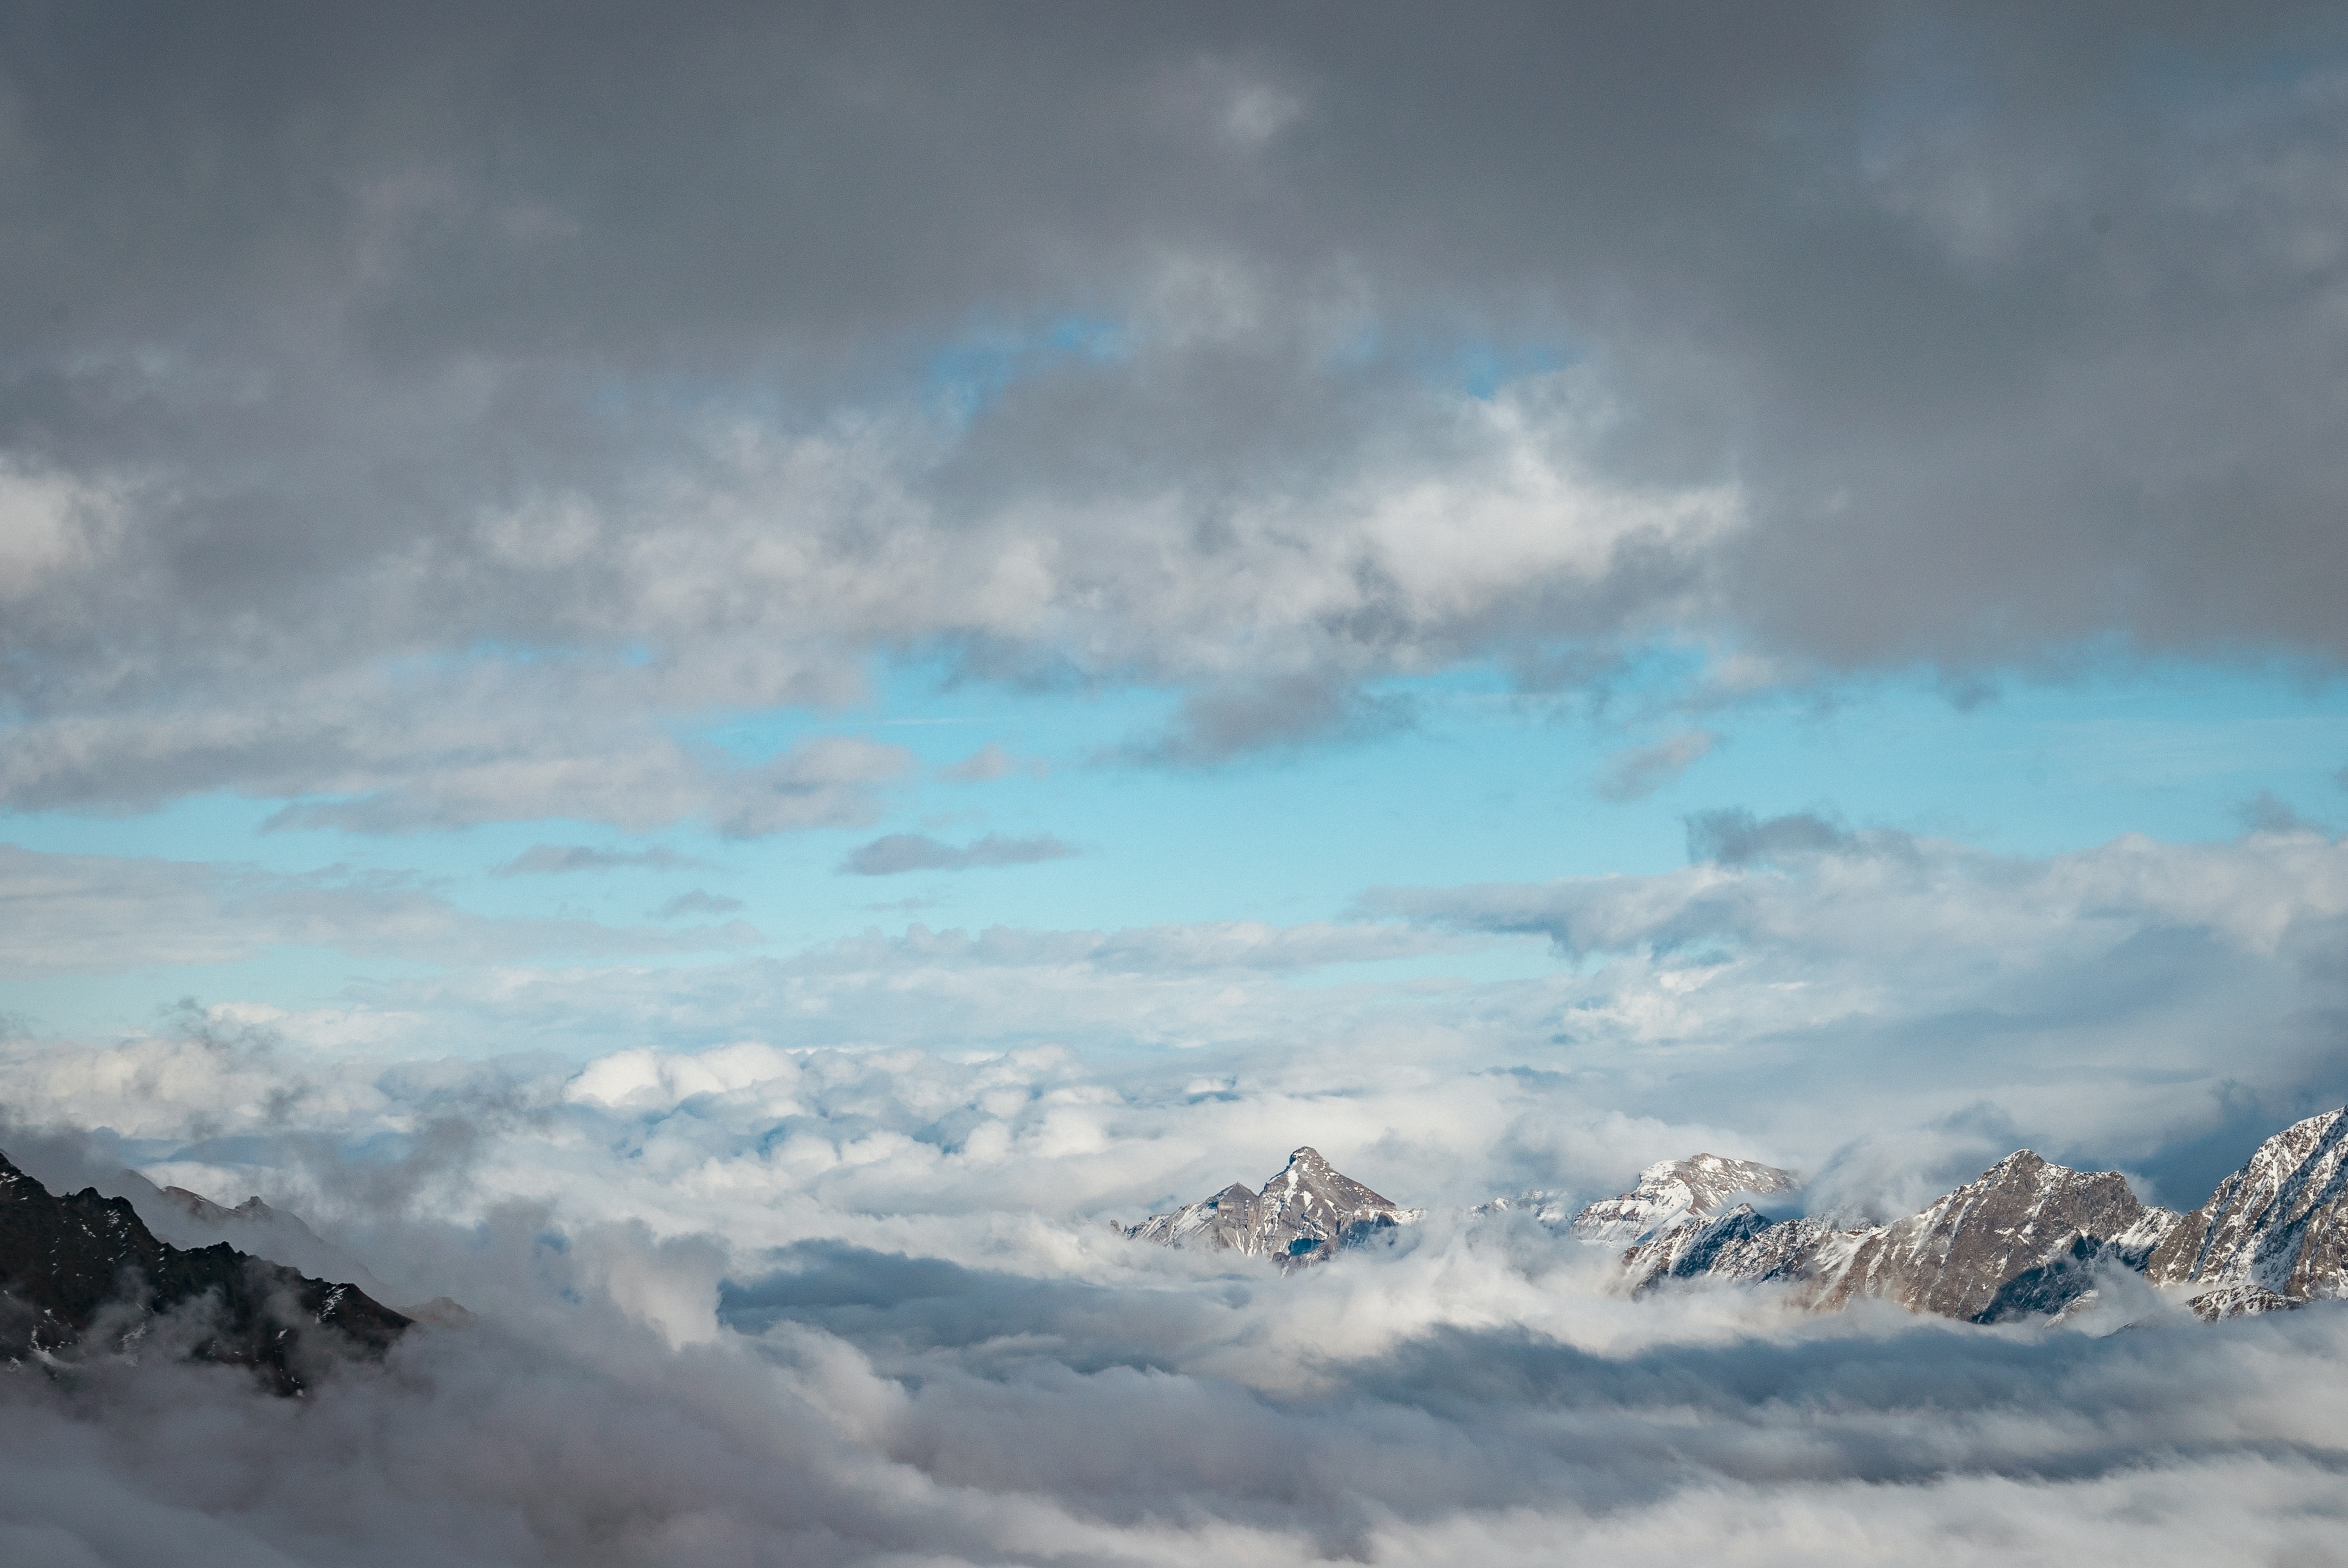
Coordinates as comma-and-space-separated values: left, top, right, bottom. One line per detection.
1289, 1146, 1328, 1166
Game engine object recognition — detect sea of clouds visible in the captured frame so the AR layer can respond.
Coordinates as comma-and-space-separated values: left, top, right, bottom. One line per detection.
5, 817, 2348, 1564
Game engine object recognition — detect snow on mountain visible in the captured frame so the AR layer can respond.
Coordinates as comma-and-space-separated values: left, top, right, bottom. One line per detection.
1611, 1112, 2348, 1330
1121, 1147, 1419, 1267
1568, 1153, 1802, 1245
2147, 1107, 2348, 1316
1621, 1205, 1834, 1293
1620, 1148, 2183, 1323
1817, 1150, 2171, 1319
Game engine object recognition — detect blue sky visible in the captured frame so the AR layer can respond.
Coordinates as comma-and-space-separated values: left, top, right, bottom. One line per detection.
10, 645, 2346, 1043
3, 0, 2348, 1169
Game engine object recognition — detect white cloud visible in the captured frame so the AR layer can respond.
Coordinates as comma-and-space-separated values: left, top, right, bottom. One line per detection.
0, 1009, 2346, 1565
0, 844, 754, 978
1595, 727, 1718, 800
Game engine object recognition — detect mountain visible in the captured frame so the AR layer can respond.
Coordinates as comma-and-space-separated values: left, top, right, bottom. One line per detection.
1121, 1147, 1419, 1267
0, 1149, 410, 1392
2146, 1108, 2348, 1318
1619, 1207, 1836, 1294
148, 1185, 403, 1307
1614, 1110, 2348, 1326
1620, 1149, 2183, 1320
1568, 1154, 1800, 1245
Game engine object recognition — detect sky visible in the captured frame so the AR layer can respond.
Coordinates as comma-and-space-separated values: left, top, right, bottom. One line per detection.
8, 4, 2348, 1563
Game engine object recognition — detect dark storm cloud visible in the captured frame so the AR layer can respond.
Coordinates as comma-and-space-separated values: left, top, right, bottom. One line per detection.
6, 2, 2348, 808
837, 832, 1079, 876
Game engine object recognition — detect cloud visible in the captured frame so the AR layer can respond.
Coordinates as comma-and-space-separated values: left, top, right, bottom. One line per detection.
0, 843, 750, 977
838, 832, 1081, 876
0, 1014, 2346, 1564
1683, 807, 1857, 865
2236, 790, 2328, 837
494, 844, 704, 876
941, 743, 1047, 782
23, 7, 2348, 793
653, 889, 743, 919
1117, 675, 1420, 768
1596, 728, 1717, 801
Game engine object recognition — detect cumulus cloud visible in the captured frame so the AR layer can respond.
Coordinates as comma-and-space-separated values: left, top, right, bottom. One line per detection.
839, 833, 1081, 876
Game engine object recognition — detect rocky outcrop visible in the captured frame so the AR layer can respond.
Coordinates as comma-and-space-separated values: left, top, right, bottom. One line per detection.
1571, 1154, 1801, 1245
1121, 1147, 1418, 1267
2146, 1108, 2348, 1313
0, 1150, 409, 1392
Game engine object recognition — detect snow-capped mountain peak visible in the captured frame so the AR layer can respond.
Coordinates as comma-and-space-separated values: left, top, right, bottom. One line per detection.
1121, 1146, 1419, 1267
1569, 1153, 1801, 1245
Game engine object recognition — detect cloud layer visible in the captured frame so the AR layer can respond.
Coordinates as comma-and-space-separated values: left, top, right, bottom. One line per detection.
7, 5, 2348, 812
1, 1012, 2347, 1565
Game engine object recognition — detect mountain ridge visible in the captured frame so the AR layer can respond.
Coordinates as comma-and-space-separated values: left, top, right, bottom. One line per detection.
0, 1148, 410, 1392
1606, 1110, 2348, 1324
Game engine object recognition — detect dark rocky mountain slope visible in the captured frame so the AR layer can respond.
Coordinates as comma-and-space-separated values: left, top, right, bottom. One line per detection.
0, 1149, 409, 1392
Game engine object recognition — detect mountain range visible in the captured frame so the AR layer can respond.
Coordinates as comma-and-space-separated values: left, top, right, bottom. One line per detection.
1127, 1108, 2348, 1324
1607, 1108, 2348, 1323
7, 1100, 2344, 1391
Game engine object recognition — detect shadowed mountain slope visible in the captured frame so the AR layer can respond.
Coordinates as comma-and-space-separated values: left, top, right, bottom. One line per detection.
0, 1149, 409, 1393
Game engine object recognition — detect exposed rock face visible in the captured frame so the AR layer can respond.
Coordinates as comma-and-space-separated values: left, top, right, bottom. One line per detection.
1122, 1147, 1418, 1267
1622, 1206, 1833, 1292
1571, 1154, 1801, 1245
0, 1151, 409, 1392
2146, 1108, 2348, 1312
1623, 1149, 2181, 1324
1818, 1151, 2173, 1320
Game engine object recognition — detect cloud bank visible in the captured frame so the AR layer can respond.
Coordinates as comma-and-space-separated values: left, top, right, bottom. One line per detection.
7, 4, 2348, 811
1, 1016, 2346, 1565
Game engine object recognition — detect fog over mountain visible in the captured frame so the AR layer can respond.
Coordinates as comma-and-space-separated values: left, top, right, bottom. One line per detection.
10, 3, 2348, 1563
